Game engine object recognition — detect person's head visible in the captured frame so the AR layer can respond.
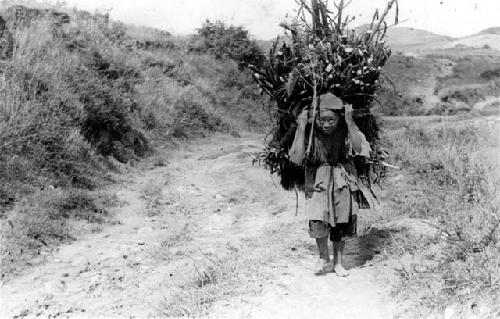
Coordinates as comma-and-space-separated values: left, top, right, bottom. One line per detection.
315, 93, 343, 135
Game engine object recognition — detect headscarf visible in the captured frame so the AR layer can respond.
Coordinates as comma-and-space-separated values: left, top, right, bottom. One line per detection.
319, 93, 344, 113
309, 93, 344, 119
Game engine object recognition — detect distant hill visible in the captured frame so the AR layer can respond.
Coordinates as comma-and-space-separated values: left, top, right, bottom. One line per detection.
479, 27, 500, 35
384, 27, 452, 49
443, 33, 500, 51
385, 26, 500, 56
348, 25, 453, 52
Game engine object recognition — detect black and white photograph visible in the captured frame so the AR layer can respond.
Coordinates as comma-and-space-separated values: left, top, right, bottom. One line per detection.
0, 0, 499, 318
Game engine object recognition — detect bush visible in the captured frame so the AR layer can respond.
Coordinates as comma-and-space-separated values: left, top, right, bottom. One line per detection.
377, 87, 428, 116
189, 19, 264, 68
439, 88, 485, 105
480, 68, 500, 80
171, 92, 230, 139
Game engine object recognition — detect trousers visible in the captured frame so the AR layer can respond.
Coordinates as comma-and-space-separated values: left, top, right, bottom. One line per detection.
308, 217, 357, 241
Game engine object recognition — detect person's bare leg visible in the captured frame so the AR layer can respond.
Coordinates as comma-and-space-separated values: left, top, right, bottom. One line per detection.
316, 237, 330, 260
332, 241, 349, 277
314, 237, 333, 273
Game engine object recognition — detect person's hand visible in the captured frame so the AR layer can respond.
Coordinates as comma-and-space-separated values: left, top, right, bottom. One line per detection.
344, 103, 354, 126
344, 103, 353, 114
294, 108, 309, 133
298, 108, 308, 121
297, 108, 309, 127
314, 182, 327, 192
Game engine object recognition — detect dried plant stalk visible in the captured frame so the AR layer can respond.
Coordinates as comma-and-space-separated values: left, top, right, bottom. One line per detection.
251, 0, 398, 190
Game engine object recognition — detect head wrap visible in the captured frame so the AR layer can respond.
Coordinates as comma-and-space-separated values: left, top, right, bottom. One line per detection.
319, 93, 344, 112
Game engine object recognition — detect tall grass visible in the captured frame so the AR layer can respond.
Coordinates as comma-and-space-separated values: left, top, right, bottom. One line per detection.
136, 50, 268, 141
158, 251, 262, 317
0, 20, 103, 197
383, 120, 499, 315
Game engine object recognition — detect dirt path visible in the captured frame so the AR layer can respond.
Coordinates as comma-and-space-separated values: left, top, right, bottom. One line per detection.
0, 133, 397, 318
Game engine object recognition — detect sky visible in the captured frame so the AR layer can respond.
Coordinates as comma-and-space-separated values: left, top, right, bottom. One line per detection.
56, 0, 500, 40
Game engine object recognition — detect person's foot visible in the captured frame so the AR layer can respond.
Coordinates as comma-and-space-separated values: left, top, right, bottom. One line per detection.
314, 259, 334, 275
333, 263, 350, 277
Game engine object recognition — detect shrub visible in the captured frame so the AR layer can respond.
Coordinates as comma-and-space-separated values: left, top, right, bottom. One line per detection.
480, 68, 500, 80
189, 19, 264, 68
377, 86, 428, 116
171, 91, 230, 139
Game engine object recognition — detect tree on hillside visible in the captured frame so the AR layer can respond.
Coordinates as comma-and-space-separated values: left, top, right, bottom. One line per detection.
190, 19, 264, 68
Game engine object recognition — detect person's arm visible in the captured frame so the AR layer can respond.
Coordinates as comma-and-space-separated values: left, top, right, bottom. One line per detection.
288, 108, 309, 165
344, 104, 371, 158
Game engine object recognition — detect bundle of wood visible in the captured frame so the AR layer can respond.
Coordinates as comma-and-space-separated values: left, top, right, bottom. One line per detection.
251, 0, 398, 190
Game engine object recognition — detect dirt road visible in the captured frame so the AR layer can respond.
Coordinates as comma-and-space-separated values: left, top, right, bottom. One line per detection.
0, 133, 396, 318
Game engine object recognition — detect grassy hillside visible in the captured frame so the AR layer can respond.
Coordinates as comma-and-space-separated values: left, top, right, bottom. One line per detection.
433, 55, 500, 113
377, 52, 500, 116
377, 53, 437, 115
382, 118, 499, 316
0, 5, 267, 277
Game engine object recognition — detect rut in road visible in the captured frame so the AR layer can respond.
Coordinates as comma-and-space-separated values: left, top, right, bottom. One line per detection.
0, 133, 397, 318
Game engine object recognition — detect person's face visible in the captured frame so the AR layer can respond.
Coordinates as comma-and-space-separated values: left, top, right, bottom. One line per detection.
315, 110, 340, 135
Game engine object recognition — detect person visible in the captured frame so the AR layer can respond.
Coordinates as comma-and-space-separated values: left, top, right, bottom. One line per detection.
294, 93, 371, 276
